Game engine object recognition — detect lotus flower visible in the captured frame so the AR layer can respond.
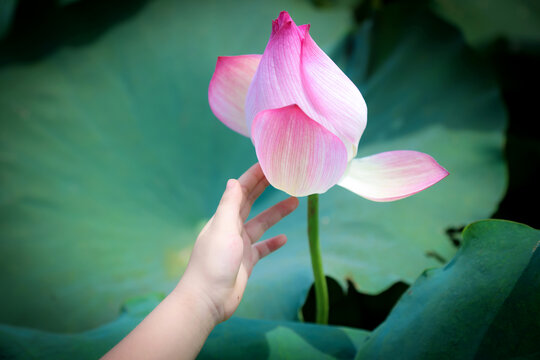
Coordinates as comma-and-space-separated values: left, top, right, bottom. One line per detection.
209, 11, 448, 199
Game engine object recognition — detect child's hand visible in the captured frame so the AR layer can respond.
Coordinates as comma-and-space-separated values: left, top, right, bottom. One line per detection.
177, 163, 299, 323
103, 163, 298, 360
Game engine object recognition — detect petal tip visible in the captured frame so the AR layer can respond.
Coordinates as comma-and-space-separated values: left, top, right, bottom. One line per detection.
272, 11, 295, 36
277, 11, 293, 25
298, 24, 311, 38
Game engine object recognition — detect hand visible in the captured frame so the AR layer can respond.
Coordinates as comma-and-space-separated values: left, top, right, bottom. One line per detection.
177, 163, 299, 323
102, 163, 298, 360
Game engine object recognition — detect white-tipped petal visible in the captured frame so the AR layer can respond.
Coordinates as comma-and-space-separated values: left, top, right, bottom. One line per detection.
338, 151, 449, 201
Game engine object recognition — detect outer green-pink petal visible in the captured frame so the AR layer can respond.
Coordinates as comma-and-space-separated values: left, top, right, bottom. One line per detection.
208, 55, 261, 137
338, 151, 449, 202
251, 105, 348, 197
301, 31, 367, 159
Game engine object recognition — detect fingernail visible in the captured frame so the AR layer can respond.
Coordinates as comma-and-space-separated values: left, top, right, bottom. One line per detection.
226, 179, 235, 189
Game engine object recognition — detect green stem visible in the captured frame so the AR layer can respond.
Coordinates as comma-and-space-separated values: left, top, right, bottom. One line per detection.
307, 194, 329, 324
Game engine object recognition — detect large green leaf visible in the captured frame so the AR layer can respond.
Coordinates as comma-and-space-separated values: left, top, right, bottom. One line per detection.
0, 294, 370, 359
0, 0, 352, 332
356, 220, 540, 359
431, 0, 540, 47
0, 0, 506, 335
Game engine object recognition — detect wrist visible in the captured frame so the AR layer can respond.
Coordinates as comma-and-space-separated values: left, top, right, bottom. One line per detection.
172, 273, 223, 327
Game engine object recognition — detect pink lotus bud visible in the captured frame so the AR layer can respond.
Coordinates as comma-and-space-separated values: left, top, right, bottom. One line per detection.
209, 11, 448, 199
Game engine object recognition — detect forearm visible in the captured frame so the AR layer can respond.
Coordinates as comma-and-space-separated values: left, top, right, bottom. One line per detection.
102, 279, 219, 360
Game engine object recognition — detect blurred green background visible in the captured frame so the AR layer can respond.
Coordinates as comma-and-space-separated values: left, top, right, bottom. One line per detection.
1, 0, 539, 358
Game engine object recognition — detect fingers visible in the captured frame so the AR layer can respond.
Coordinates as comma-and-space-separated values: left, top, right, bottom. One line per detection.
237, 163, 265, 195
213, 163, 269, 232
213, 179, 244, 231
244, 197, 299, 243
238, 163, 269, 221
253, 234, 287, 263
240, 176, 269, 221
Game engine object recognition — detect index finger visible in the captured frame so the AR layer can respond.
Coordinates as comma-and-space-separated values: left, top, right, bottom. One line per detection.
238, 163, 269, 221
237, 163, 265, 194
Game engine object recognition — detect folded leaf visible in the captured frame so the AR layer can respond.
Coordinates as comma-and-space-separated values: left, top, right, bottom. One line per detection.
356, 220, 540, 359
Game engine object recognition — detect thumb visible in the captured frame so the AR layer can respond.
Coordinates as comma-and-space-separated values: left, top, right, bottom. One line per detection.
213, 179, 243, 232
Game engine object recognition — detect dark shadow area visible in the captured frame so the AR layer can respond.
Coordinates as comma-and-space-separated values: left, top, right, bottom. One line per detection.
426, 223, 465, 264
445, 225, 465, 247
425, 250, 447, 264
491, 43, 540, 229
302, 276, 409, 331
0, 0, 149, 66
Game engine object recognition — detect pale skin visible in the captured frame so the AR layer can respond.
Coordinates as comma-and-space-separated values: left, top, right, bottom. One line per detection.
102, 163, 299, 360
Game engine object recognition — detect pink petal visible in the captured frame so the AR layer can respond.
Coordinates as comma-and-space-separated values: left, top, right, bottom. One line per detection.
271, 11, 300, 39
246, 11, 366, 159
301, 31, 367, 158
251, 105, 348, 197
246, 13, 307, 133
338, 151, 449, 202
209, 54, 261, 137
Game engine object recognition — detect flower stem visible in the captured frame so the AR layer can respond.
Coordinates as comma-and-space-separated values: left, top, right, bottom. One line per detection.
307, 194, 329, 324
